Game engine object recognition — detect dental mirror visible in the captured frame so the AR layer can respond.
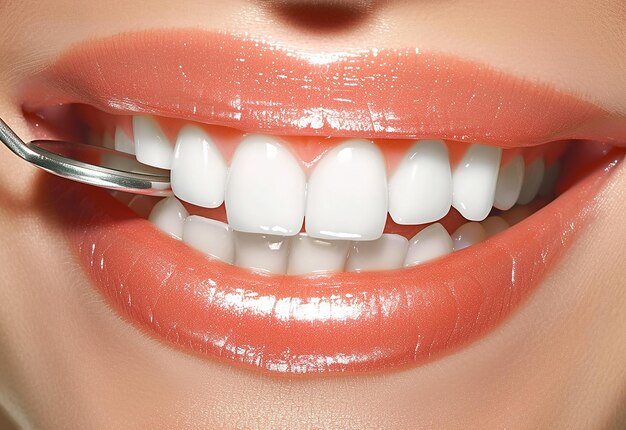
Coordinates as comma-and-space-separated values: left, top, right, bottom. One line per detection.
0, 118, 172, 196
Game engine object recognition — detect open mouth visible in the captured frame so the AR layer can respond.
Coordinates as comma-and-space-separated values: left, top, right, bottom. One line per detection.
22, 30, 625, 375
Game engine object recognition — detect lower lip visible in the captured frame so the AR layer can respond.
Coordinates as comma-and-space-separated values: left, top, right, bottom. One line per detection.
44, 151, 622, 375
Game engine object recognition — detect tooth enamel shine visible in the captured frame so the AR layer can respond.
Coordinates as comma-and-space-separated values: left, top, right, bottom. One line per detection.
226, 135, 306, 236
114, 126, 135, 155
287, 233, 350, 275
133, 115, 174, 169
388, 140, 452, 225
234, 232, 290, 274
494, 155, 524, 211
452, 222, 487, 251
171, 125, 227, 208
182, 215, 235, 263
148, 196, 189, 240
452, 144, 502, 221
346, 234, 408, 272
124, 116, 562, 276
404, 223, 453, 267
305, 139, 388, 241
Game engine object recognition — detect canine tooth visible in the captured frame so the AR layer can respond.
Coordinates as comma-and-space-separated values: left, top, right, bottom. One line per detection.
234, 232, 290, 274
287, 234, 350, 275
452, 144, 502, 221
538, 162, 560, 197
388, 140, 452, 224
114, 127, 135, 155
481, 216, 509, 238
517, 157, 545, 205
171, 125, 227, 208
494, 155, 524, 211
404, 223, 453, 267
346, 234, 408, 272
306, 139, 388, 241
226, 135, 306, 236
133, 115, 173, 169
451, 222, 487, 251
182, 215, 235, 263
148, 196, 189, 239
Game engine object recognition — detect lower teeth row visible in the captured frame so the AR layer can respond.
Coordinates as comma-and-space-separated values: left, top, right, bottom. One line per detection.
114, 194, 540, 275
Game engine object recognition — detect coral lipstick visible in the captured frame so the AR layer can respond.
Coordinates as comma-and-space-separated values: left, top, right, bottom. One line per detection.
22, 30, 625, 147
44, 151, 622, 374
28, 30, 626, 375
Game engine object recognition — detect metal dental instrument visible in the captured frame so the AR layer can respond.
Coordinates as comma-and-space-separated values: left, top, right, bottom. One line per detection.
0, 118, 172, 196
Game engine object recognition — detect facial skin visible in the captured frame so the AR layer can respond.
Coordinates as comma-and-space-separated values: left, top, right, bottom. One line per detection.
0, 1, 625, 428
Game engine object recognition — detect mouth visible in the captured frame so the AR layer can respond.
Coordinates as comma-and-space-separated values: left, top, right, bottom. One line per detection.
23, 29, 625, 376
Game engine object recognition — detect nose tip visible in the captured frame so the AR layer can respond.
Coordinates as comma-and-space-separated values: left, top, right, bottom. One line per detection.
261, 0, 378, 33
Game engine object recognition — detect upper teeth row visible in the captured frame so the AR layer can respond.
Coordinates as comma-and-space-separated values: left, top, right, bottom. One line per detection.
115, 115, 548, 241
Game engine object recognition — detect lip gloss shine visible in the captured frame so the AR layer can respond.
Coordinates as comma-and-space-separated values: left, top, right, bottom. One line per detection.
23, 30, 624, 147
31, 30, 626, 375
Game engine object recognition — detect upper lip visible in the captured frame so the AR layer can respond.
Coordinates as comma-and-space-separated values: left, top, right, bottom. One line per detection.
20, 29, 626, 147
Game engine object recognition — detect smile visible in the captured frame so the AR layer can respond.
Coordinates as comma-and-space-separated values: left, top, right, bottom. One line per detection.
23, 29, 625, 375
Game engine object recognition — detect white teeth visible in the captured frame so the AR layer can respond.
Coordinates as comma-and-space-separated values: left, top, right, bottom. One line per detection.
538, 161, 560, 197
148, 196, 189, 239
171, 125, 227, 208
481, 216, 510, 238
114, 127, 135, 155
306, 139, 388, 241
452, 144, 502, 221
132, 119, 560, 274
226, 135, 306, 236
517, 157, 545, 205
451, 222, 487, 251
346, 234, 408, 272
404, 223, 453, 267
182, 215, 235, 263
234, 232, 290, 274
493, 155, 525, 211
287, 234, 350, 275
133, 115, 173, 169
388, 140, 452, 225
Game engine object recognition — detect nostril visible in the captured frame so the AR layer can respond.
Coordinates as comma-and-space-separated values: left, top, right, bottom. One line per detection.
264, 0, 376, 33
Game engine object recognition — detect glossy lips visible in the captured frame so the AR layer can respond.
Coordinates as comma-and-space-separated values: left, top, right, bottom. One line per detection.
22, 30, 624, 146
28, 30, 626, 375
47, 152, 621, 374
